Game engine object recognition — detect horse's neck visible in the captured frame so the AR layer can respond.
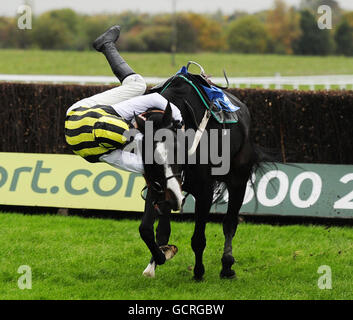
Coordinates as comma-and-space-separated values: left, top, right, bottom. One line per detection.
160, 86, 204, 129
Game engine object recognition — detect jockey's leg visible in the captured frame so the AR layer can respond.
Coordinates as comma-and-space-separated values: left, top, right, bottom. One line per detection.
65, 26, 146, 175
75, 73, 146, 109
93, 25, 134, 83
90, 25, 146, 104
66, 25, 146, 115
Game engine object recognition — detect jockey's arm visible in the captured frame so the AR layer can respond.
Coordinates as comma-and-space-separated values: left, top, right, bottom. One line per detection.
102, 93, 183, 174
111, 92, 183, 123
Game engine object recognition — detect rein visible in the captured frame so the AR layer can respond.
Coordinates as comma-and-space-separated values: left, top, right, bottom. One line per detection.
138, 109, 165, 121
138, 110, 185, 214
141, 173, 183, 198
140, 173, 184, 216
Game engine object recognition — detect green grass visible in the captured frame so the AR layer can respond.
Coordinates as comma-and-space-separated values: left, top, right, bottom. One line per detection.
0, 212, 352, 300
1, 49, 353, 77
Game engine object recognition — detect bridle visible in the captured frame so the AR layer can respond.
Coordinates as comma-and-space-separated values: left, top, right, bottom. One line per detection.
140, 172, 184, 215
137, 109, 165, 121
137, 109, 185, 213
141, 172, 184, 198
137, 109, 179, 131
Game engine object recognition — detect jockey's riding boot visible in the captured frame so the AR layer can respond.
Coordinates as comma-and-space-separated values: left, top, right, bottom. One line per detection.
93, 25, 121, 52
93, 25, 135, 83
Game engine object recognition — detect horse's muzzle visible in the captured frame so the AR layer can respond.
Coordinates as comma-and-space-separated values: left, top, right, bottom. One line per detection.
166, 188, 184, 211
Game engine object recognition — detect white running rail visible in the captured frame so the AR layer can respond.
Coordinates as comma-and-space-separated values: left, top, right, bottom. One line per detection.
1, 73, 353, 90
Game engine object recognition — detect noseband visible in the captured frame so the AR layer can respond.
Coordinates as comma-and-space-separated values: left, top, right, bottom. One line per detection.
140, 176, 183, 216
141, 172, 183, 198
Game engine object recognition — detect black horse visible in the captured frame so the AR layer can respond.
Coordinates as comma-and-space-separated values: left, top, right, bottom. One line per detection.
134, 64, 267, 280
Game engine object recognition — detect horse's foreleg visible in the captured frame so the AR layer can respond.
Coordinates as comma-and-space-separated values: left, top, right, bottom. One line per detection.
220, 180, 247, 279
155, 204, 171, 246
191, 194, 212, 281
139, 190, 166, 274
143, 204, 171, 278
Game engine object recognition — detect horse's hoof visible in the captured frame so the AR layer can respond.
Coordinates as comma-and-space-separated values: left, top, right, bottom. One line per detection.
143, 261, 156, 278
221, 254, 235, 267
193, 275, 204, 282
159, 244, 178, 261
193, 264, 205, 281
220, 269, 236, 279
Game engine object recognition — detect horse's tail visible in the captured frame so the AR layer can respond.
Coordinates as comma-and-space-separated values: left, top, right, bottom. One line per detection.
252, 142, 304, 178
249, 143, 280, 196
251, 143, 279, 174
249, 142, 290, 212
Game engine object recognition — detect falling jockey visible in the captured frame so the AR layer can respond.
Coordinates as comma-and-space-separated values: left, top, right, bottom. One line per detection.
65, 25, 183, 173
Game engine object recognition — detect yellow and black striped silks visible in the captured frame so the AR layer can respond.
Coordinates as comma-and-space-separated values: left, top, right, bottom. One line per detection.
65, 105, 130, 163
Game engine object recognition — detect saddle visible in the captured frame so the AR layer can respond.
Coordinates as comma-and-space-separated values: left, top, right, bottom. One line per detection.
151, 61, 241, 124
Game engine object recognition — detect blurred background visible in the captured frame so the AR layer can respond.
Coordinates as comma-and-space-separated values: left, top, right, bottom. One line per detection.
0, 0, 353, 87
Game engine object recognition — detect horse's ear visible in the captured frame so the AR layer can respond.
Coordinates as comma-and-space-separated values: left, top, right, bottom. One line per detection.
134, 113, 145, 132
162, 102, 173, 127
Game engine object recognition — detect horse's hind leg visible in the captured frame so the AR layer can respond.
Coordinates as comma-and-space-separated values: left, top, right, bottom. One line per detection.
220, 178, 248, 279
192, 190, 213, 281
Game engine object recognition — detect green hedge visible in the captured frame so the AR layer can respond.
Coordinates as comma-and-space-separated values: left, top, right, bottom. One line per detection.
0, 83, 352, 164
233, 89, 352, 164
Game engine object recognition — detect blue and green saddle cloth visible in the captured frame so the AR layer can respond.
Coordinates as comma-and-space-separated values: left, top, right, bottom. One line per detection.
177, 65, 240, 114
154, 65, 241, 124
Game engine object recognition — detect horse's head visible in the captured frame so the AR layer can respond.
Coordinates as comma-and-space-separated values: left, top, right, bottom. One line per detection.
135, 103, 184, 211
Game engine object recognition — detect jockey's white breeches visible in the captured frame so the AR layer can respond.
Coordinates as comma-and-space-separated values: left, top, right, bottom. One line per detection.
67, 74, 147, 114
66, 74, 146, 174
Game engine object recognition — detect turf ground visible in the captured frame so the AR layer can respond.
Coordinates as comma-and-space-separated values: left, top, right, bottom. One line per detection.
1, 49, 353, 77
1, 212, 352, 300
